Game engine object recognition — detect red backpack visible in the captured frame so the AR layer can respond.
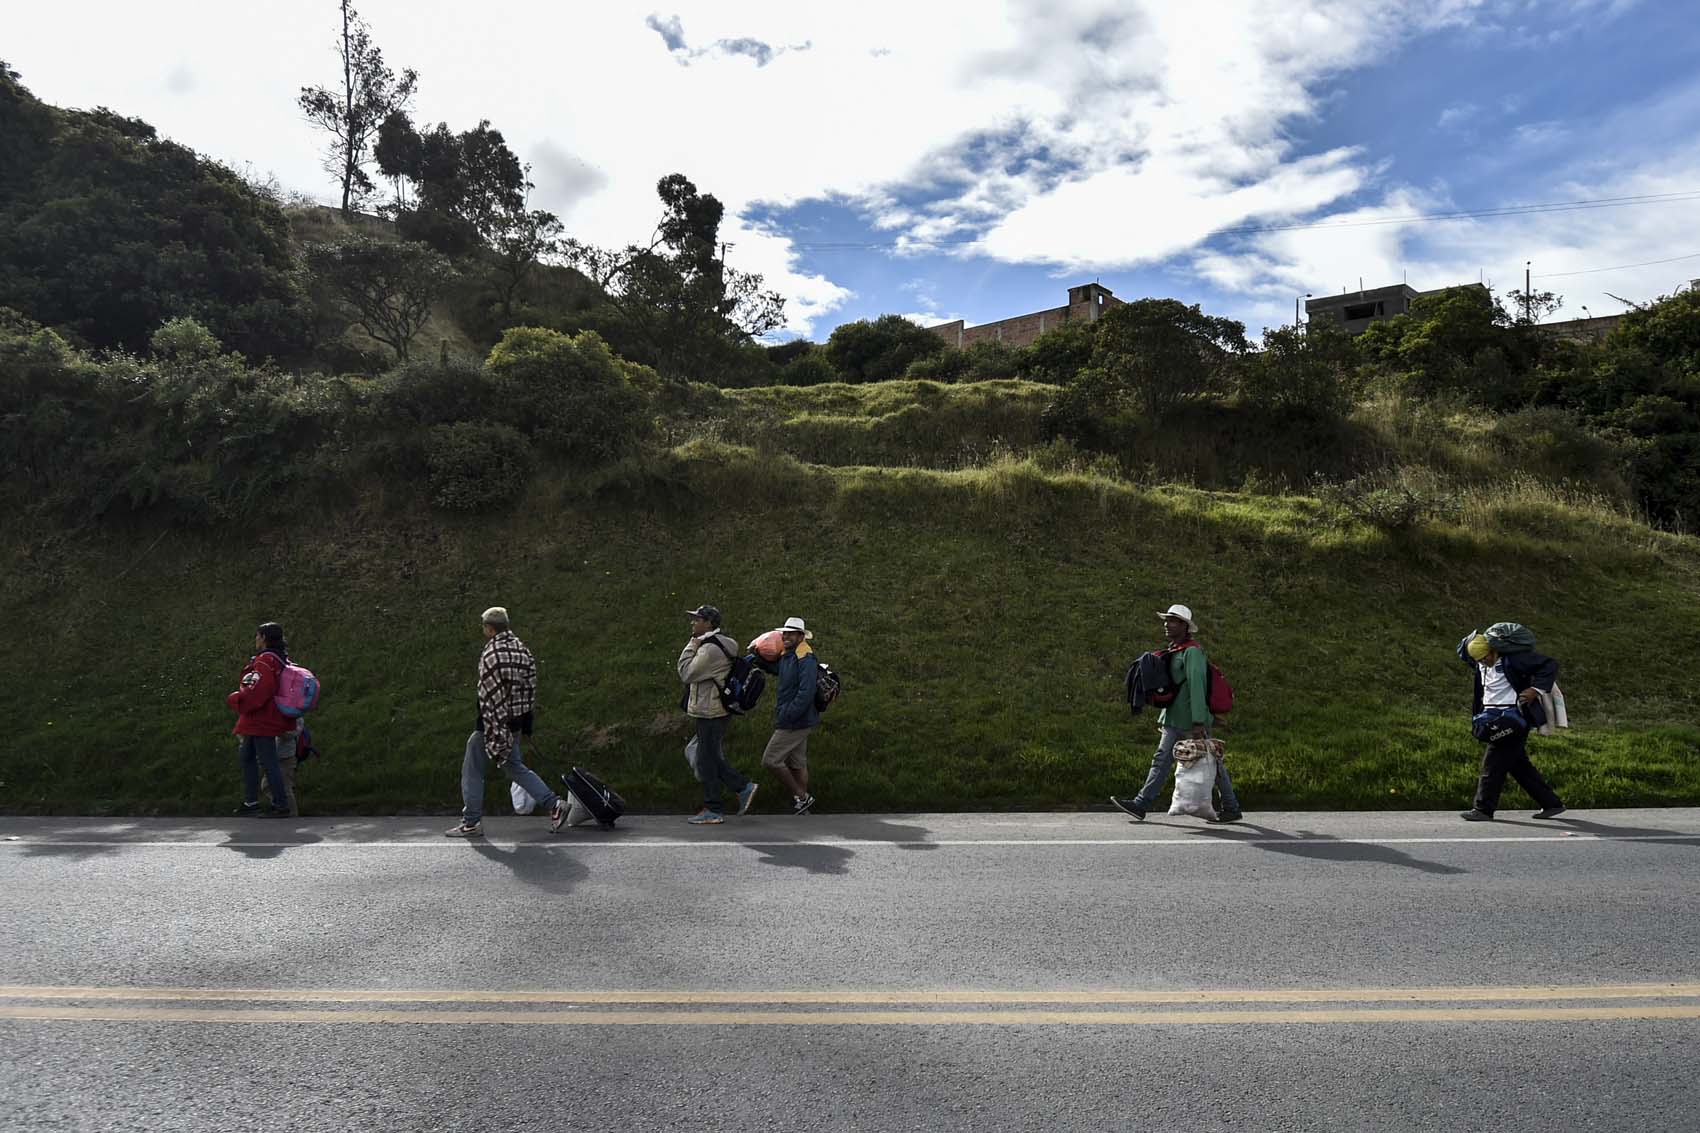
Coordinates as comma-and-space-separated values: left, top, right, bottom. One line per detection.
1151, 642, 1235, 715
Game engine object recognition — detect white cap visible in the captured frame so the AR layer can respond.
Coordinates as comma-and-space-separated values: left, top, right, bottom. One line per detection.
781, 616, 813, 640
1156, 604, 1198, 633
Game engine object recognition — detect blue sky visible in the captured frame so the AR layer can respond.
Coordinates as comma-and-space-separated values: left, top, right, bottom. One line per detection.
10, 1, 1700, 340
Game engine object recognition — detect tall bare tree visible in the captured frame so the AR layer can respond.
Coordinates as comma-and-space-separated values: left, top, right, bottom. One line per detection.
298, 1, 417, 215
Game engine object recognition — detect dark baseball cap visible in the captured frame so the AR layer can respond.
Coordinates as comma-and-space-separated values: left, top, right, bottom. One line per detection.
685, 604, 722, 627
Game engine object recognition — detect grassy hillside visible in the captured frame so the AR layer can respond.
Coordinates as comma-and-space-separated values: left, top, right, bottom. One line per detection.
3, 433, 1696, 817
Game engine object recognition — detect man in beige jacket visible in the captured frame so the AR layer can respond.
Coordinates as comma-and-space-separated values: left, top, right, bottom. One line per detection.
677, 604, 757, 824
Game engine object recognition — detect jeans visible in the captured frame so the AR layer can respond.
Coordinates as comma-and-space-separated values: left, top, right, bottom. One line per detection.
1131, 725, 1240, 812
238, 734, 289, 813
461, 731, 557, 825
693, 715, 748, 810
1474, 729, 1562, 815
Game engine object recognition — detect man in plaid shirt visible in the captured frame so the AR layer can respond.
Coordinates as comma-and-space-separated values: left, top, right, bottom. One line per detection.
446, 606, 567, 837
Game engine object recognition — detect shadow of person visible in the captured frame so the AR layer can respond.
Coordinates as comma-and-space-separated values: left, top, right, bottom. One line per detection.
18, 842, 127, 861
219, 823, 325, 860
749, 839, 856, 876
838, 818, 942, 851
1502, 815, 1700, 843
467, 840, 590, 895
1194, 822, 1468, 876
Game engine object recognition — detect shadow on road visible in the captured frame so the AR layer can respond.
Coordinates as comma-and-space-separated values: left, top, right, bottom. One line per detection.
465, 840, 590, 895
1193, 822, 1469, 876
743, 817, 944, 876
219, 823, 325, 860
18, 842, 127, 861
1492, 815, 1700, 844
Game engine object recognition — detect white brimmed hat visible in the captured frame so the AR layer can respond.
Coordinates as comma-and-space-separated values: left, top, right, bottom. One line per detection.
1156, 604, 1198, 632
781, 616, 813, 640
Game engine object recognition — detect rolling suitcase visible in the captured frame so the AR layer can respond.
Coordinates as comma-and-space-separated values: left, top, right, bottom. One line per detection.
562, 766, 626, 829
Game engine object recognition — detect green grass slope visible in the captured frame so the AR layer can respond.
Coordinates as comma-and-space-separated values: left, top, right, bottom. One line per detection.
3, 444, 1697, 817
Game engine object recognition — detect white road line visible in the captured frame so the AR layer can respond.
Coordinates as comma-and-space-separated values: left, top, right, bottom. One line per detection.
6, 1003, 1700, 1027
0, 834, 1694, 849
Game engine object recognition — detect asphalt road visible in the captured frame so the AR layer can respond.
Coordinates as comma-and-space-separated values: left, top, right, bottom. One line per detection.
3, 808, 1698, 1132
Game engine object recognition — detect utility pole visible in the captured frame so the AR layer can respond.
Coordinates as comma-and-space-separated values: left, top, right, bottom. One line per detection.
1525, 260, 1532, 324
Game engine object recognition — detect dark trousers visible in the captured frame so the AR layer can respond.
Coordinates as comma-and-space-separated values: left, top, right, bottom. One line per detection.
238, 734, 289, 813
693, 715, 748, 810
1474, 730, 1562, 815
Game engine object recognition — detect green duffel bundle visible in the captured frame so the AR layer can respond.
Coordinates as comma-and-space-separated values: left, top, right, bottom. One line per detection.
1484, 622, 1538, 655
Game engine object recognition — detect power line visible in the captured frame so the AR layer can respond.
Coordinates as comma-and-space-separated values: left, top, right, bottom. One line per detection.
785, 189, 1700, 252
1535, 249, 1700, 279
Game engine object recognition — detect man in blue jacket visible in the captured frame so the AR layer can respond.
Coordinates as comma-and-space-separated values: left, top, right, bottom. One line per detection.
761, 616, 821, 814
1458, 627, 1566, 822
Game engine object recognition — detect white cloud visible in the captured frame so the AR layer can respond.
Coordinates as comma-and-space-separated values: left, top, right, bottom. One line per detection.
1436, 102, 1478, 130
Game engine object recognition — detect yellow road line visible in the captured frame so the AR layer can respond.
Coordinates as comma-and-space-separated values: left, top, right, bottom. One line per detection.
2, 1004, 1699, 1026
1, 983, 1697, 1006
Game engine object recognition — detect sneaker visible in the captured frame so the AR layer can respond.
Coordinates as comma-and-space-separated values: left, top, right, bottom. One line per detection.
736, 782, 759, 816
549, 798, 568, 833
1209, 810, 1243, 824
1110, 796, 1146, 821
688, 808, 725, 825
444, 822, 484, 838
233, 802, 262, 817
1532, 805, 1568, 820
1460, 809, 1494, 822
793, 794, 816, 814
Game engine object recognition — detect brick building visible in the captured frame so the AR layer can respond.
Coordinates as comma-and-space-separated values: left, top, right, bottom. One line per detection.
927, 282, 1122, 349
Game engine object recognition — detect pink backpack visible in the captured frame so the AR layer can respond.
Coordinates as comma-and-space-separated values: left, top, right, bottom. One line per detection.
274, 662, 321, 717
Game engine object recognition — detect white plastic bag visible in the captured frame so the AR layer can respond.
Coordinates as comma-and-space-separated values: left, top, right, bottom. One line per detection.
511, 782, 537, 815
1168, 739, 1221, 820
684, 737, 700, 774
565, 795, 597, 827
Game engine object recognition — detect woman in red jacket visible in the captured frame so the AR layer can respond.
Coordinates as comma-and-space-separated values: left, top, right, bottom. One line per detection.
227, 622, 294, 817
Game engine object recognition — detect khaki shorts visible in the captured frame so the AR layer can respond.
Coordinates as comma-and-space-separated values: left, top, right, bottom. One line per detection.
761, 728, 810, 771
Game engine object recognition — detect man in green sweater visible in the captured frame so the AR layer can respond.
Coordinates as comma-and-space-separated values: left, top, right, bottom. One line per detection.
1111, 603, 1243, 823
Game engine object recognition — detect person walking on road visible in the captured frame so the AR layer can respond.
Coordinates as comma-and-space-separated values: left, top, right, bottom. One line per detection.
1458, 627, 1566, 822
678, 604, 757, 825
1110, 603, 1243, 823
227, 622, 295, 818
762, 616, 821, 815
445, 607, 566, 838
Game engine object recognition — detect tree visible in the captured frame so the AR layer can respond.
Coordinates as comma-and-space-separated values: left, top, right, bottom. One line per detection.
0, 70, 309, 357
824, 314, 946, 382
305, 236, 451, 360
566, 173, 785, 382
1239, 325, 1362, 418
376, 114, 532, 253
490, 207, 565, 318
298, 0, 418, 215
1089, 299, 1247, 419
1506, 287, 1563, 326
1357, 285, 1537, 407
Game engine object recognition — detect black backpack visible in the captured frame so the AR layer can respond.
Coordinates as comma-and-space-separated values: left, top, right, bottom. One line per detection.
814, 662, 842, 712
706, 637, 765, 715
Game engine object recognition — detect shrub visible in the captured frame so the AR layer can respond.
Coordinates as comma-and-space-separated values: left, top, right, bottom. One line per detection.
370, 357, 492, 427
482, 326, 649, 464
902, 350, 970, 382
779, 351, 838, 386
150, 317, 222, 361
1318, 473, 1462, 531
825, 314, 947, 382
1017, 320, 1096, 383
423, 422, 533, 511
